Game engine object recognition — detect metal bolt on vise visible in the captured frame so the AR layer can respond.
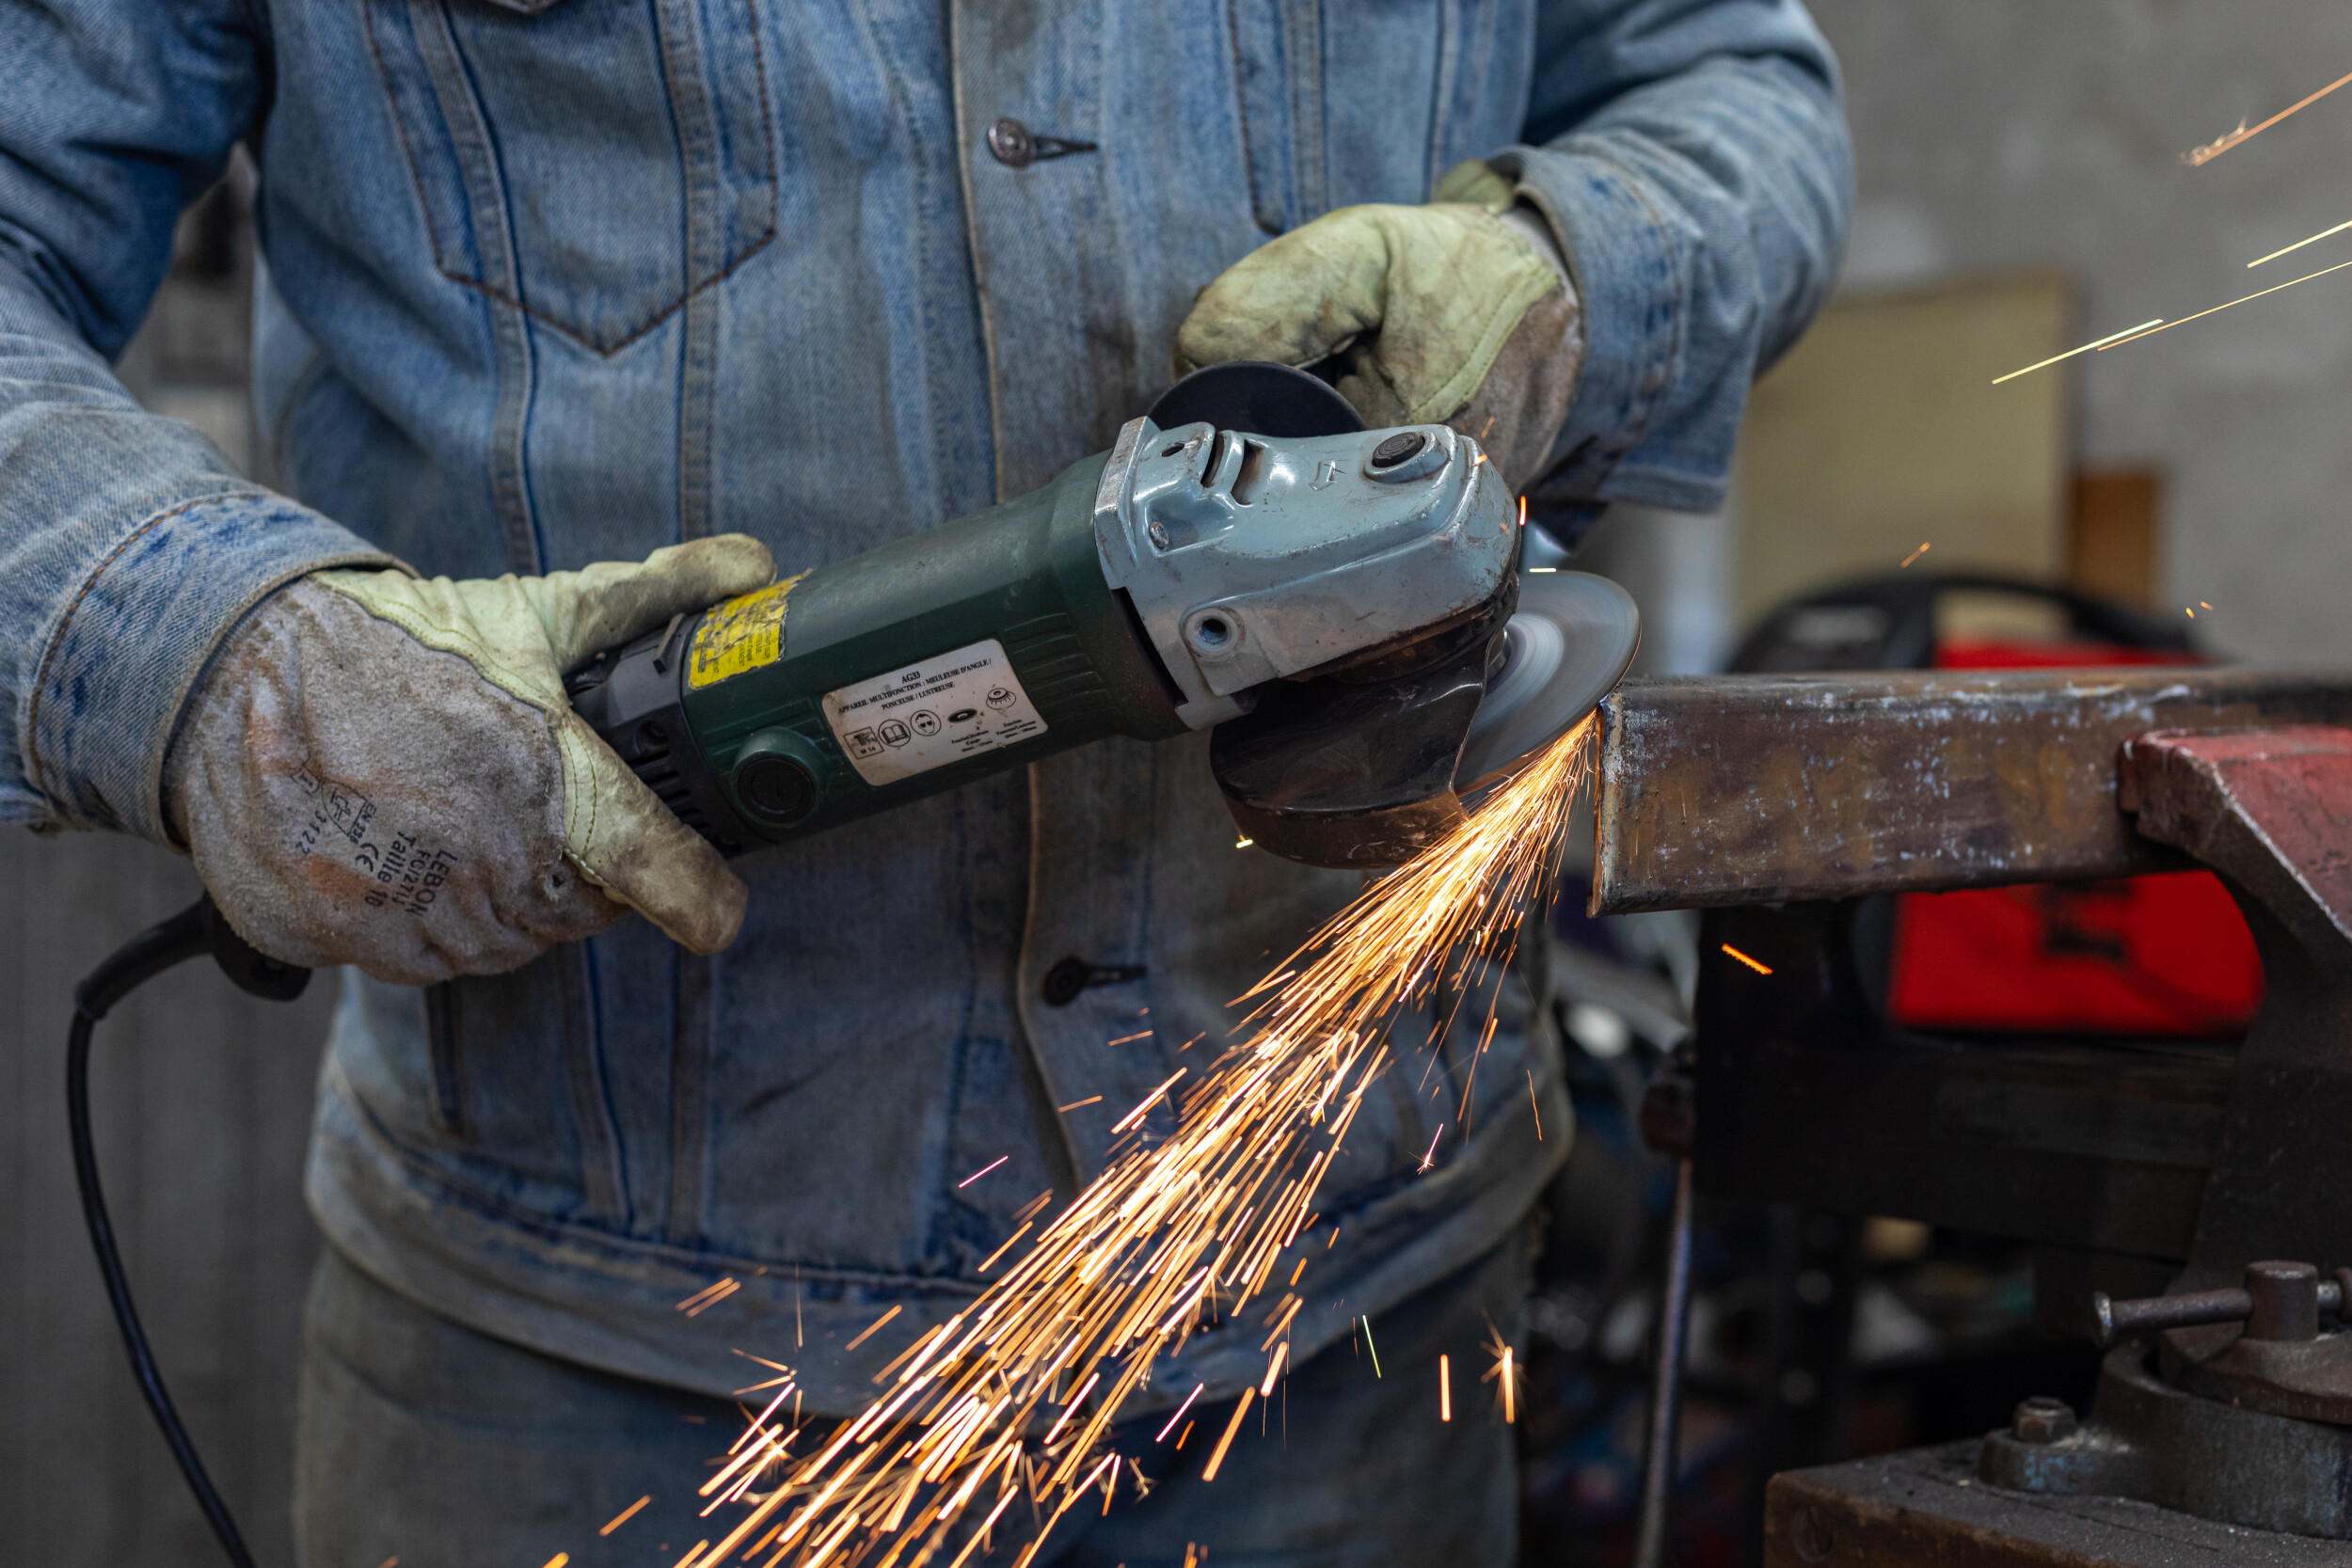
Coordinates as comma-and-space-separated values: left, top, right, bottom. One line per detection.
2010, 1396, 2078, 1445
2092, 1259, 2352, 1347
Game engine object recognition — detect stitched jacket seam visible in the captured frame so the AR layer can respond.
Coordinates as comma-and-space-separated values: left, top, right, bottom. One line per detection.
366, 0, 781, 357
24, 490, 252, 809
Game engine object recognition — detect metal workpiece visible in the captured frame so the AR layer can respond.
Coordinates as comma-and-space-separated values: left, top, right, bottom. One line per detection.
1091, 413, 1518, 711
1612, 670, 2352, 1555
1589, 665, 2352, 917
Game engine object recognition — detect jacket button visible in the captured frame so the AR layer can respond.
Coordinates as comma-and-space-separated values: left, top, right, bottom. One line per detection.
988, 118, 1037, 168
1040, 956, 1148, 1006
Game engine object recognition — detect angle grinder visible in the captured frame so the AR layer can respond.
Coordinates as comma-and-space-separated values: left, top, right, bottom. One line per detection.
566, 363, 1638, 867
62, 363, 1637, 1568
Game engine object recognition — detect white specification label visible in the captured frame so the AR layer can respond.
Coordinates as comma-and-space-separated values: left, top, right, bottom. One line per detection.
821, 638, 1048, 786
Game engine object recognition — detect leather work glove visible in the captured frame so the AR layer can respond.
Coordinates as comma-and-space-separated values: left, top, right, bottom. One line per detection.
165, 538, 776, 986
1175, 160, 1583, 491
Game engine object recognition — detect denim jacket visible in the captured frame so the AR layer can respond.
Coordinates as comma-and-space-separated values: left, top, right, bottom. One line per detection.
1, 0, 1848, 1410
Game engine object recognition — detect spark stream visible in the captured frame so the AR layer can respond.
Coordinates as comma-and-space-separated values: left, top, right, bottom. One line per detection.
696, 716, 1599, 1568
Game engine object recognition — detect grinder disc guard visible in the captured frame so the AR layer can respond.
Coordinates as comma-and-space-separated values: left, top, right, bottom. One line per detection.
1454, 571, 1640, 793
1214, 570, 1638, 869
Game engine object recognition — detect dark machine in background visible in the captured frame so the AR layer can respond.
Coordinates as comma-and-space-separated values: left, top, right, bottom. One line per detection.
1510, 575, 2352, 1566
1571, 594, 2352, 1564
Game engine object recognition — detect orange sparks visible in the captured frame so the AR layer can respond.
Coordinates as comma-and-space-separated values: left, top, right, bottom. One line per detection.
1418, 1125, 1444, 1172
1721, 943, 1773, 976
1481, 1321, 1519, 1423
2189, 67, 2352, 166
1260, 1342, 1289, 1396
946, 1495, 1017, 1568
676, 717, 1600, 1565
600, 1497, 652, 1536
677, 1278, 739, 1317
843, 1304, 901, 1351
1044, 1372, 1104, 1444
2250, 218, 2352, 268
1105, 1031, 1152, 1046
1899, 541, 1931, 568
1991, 322, 2162, 384
1517, 495, 1528, 530
1201, 1388, 1255, 1481
956, 1155, 1009, 1188
1110, 1068, 1187, 1132
1439, 1355, 1453, 1421
1527, 1069, 1543, 1140
977, 1222, 1034, 1273
542, 1557, 570, 1568
2096, 258, 2352, 353
1056, 1096, 1104, 1113
1156, 1384, 1205, 1442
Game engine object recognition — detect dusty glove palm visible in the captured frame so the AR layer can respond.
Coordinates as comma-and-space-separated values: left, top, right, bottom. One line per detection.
1174, 161, 1582, 490
166, 537, 775, 985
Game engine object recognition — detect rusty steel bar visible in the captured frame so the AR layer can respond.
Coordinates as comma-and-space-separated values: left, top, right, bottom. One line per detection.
1589, 666, 2352, 917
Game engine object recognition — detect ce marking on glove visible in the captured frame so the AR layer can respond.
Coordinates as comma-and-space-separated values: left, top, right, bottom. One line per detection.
291, 763, 376, 861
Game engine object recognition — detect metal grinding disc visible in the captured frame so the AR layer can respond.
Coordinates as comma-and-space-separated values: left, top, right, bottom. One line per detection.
1453, 572, 1640, 790
1146, 360, 1365, 439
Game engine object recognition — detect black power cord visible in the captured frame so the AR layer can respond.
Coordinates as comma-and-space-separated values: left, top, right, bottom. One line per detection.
68, 895, 310, 1568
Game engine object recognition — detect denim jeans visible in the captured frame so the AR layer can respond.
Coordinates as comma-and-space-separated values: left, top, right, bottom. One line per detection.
294, 1237, 1530, 1568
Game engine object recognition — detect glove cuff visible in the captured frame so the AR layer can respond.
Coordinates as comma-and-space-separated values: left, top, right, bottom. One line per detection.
30, 492, 394, 844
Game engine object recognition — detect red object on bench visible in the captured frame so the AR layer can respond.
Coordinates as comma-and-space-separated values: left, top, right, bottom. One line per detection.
1884, 641, 2263, 1037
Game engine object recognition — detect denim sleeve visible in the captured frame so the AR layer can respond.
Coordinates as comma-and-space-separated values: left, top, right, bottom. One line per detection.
0, 2, 391, 841
1498, 0, 1853, 515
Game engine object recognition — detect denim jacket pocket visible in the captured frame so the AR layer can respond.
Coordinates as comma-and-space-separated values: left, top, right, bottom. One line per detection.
366, 0, 777, 354
1223, 0, 1317, 235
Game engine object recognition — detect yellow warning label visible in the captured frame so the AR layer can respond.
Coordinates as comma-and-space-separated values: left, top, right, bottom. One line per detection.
687, 573, 806, 689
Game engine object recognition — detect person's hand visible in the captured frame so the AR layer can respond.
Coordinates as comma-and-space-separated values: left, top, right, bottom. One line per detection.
1175, 160, 1583, 490
165, 538, 776, 985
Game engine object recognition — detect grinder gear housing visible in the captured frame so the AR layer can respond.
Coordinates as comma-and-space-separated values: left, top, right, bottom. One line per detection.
567, 375, 1634, 869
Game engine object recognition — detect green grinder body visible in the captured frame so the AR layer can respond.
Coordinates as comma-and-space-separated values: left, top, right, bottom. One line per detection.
565, 451, 1190, 854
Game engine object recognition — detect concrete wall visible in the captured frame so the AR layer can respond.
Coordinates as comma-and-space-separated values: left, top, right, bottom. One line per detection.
0, 832, 329, 1568
1809, 0, 2352, 663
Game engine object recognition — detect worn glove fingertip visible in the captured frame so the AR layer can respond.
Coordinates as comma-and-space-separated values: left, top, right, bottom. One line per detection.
664, 532, 777, 598
668, 863, 750, 956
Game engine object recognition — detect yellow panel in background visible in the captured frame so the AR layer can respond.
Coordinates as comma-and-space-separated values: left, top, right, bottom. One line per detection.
1732, 272, 2073, 631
